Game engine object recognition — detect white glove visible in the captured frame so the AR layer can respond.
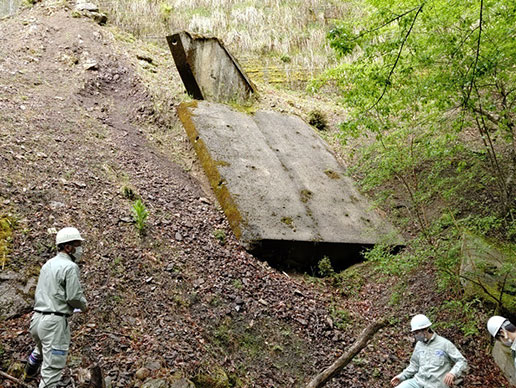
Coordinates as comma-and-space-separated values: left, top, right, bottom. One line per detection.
73, 308, 82, 313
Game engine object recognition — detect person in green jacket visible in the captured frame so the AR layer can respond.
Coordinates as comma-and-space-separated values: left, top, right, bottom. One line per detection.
390, 314, 467, 388
24, 227, 88, 388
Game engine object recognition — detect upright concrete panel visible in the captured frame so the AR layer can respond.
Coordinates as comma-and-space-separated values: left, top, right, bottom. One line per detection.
167, 32, 256, 103
492, 342, 516, 385
178, 101, 401, 267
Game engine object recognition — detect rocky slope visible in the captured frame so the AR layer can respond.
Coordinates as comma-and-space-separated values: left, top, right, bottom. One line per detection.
0, 2, 510, 387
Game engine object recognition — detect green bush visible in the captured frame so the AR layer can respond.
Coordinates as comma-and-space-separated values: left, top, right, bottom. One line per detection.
308, 110, 328, 131
317, 256, 335, 277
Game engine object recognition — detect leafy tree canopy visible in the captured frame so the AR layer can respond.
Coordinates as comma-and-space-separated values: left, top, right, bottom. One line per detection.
313, 0, 516, 234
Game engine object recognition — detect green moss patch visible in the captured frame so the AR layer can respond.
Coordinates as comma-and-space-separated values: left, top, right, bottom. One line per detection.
178, 102, 244, 238
324, 169, 340, 179
0, 215, 14, 269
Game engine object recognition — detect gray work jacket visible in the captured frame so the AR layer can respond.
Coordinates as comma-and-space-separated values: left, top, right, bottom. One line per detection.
34, 252, 87, 315
397, 333, 467, 388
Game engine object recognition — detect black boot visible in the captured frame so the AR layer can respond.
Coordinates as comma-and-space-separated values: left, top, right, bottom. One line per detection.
24, 355, 41, 379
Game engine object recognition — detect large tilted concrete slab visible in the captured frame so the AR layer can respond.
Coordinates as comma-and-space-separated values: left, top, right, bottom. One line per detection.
178, 101, 402, 268
167, 31, 256, 103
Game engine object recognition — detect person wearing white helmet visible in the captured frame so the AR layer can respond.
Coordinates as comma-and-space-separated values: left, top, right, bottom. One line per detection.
24, 227, 88, 387
487, 316, 516, 368
390, 314, 467, 388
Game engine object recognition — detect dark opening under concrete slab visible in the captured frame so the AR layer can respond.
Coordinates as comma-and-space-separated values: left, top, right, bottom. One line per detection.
178, 101, 402, 270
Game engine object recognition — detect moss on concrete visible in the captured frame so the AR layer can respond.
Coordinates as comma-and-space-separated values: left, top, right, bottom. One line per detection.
300, 189, 313, 203
178, 102, 244, 238
324, 169, 340, 179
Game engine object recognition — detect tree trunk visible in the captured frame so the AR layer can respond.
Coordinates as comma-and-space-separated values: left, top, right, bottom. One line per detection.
305, 318, 389, 388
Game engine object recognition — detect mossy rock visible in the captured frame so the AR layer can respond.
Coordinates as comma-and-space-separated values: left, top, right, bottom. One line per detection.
192, 368, 229, 388
460, 232, 516, 313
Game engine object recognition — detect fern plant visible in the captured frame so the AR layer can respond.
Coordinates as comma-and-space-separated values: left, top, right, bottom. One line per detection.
132, 199, 149, 236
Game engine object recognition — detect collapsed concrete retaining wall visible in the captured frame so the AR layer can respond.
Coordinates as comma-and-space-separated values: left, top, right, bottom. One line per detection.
178, 101, 401, 269
167, 31, 256, 103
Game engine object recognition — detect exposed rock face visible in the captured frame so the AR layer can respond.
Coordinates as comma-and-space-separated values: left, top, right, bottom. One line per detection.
75, 2, 98, 12
178, 101, 402, 268
74, 0, 107, 25
0, 272, 34, 319
166, 31, 256, 103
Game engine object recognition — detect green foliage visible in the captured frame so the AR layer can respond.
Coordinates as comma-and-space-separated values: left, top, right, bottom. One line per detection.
437, 299, 481, 337
308, 110, 328, 131
159, 2, 172, 20
332, 264, 366, 296
131, 199, 149, 236
363, 244, 423, 277
0, 215, 14, 269
280, 54, 291, 63
213, 229, 226, 245
314, 0, 516, 235
317, 256, 335, 277
329, 306, 352, 330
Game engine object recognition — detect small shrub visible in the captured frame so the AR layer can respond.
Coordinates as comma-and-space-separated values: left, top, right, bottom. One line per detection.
308, 110, 328, 131
317, 256, 335, 277
160, 2, 173, 20
132, 199, 149, 236
121, 185, 137, 200
329, 306, 351, 330
213, 229, 226, 245
280, 54, 291, 63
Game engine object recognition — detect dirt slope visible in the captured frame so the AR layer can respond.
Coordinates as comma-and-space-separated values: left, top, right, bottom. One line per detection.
0, 2, 510, 388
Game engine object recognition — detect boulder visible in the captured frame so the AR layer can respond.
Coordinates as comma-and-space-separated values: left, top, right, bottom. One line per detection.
75, 2, 98, 12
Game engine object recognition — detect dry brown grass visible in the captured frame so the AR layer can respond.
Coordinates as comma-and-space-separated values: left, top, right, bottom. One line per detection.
97, 0, 361, 87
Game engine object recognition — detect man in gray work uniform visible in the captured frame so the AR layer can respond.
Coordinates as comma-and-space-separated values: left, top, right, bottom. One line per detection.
24, 227, 88, 387
391, 314, 467, 388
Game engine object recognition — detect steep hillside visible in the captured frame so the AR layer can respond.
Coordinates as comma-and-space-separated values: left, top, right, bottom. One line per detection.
0, 2, 510, 388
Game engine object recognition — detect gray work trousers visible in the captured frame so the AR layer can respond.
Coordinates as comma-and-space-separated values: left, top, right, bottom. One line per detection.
29, 313, 70, 388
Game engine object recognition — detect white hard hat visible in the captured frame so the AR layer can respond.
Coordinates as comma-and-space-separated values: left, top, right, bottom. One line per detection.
410, 314, 432, 332
56, 227, 84, 246
487, 316, 507, 338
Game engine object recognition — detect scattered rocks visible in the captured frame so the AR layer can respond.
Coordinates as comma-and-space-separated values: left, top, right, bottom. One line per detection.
135, 367, 150, 381
141, 379, 169, 388
170, 379, 195, 388
75, 2, 98, 12
84, 60, 99, 71
73, 1, 107, 25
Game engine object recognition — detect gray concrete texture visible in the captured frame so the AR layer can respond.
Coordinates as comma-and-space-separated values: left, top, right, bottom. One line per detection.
460, 232, 516, 312
167, 31, 256, 103
178, 101, 401, 250
492, 341, 516, 385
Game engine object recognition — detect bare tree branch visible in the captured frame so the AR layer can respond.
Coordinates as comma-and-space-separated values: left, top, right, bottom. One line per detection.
367, 3, 425, 112
350, 5, 422, 42
305, 319, 390, 388
463, 0, 484, 110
